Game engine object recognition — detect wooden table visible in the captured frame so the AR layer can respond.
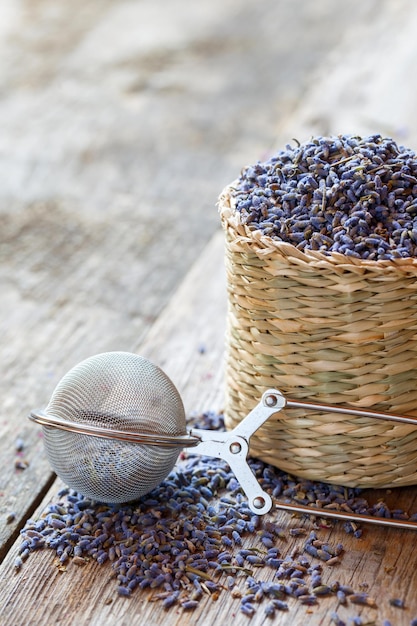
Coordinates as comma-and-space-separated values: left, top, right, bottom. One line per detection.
1, 231, 417, 626
2, 1, 417, 624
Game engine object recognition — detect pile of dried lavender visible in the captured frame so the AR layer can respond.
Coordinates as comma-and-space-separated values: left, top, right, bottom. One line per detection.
233, 134, 417, 260
16, 411, 417, 621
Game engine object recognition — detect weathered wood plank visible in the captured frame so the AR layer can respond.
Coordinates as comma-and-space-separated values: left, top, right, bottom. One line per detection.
135, 230, 227, 414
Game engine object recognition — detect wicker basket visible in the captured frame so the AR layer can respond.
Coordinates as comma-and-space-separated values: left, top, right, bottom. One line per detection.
219, 181, 417, 488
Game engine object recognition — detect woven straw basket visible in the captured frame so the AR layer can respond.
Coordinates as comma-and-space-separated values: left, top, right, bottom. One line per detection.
219, 182, 417, 488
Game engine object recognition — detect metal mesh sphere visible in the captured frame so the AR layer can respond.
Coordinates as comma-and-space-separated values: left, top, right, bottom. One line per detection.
42, 352, 186, 502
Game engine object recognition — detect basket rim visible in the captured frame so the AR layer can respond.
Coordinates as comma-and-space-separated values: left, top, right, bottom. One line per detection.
218, 181, 417, 276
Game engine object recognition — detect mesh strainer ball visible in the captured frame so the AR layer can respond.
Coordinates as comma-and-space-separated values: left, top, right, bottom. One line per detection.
30, 351, 289, 514
40, 352, 186, 503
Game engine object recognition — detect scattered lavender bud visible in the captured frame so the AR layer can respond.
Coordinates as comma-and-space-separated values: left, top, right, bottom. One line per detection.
260, 535, 274, 549
311, 573, 322, 588
330, 612, 346, 626
272, 599, 289, 611
246, 554, 264, 566
181, 600, 199, 610
14, 556, 23, 570
162, 591, 180, 609
294, 586, 310, 597
389, 598, 405, 608
15, 438, 25, 452
240, 602, 255, 616
312, 584, 332, 596
264, 602, 275, 617
349, 593, 377, 607
117, 586, 131, 597
14, 459, 29, 470
241, 593, 256, 605
299, 595, 318, 606
336, 589, 347, 605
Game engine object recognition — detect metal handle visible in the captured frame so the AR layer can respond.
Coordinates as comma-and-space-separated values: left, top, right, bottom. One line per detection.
190, 390, 417, 528
273, 499, 417, 531
280, 395, 417, 530
29, 409, 201, 447
190, 390, 286, 514
286, 398, 417, 426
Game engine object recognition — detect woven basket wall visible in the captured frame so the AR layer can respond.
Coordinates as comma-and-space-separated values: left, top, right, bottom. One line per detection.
219, 182, 417, 488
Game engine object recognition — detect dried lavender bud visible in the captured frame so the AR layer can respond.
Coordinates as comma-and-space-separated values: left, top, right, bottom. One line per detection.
312, 584, 332, 596
336, 589, 347, 605
298, 595, 318, 605
14, 459, 29, 470
15, 438, 25, 452
264, 602, 275, 617
349, 593, 377, 607
181, 600, 199, 610
117, 586, 131, 597
240, 602, 255, 616
330, 612, 346, 626
389, 597, 405, 608
14, 556, 23, 570
246, 554, 264, 566
162, 591, 180, 609
241, 593, 256, 605
233, 134, 417, 260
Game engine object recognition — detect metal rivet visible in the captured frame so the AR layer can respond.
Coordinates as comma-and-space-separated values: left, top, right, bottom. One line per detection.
229, 442, 241, 454
265, 394, 278, 407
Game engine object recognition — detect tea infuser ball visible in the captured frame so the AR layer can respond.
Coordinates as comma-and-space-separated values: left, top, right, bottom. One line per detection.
38, 352, 188, 503
29, 351, 284, 514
